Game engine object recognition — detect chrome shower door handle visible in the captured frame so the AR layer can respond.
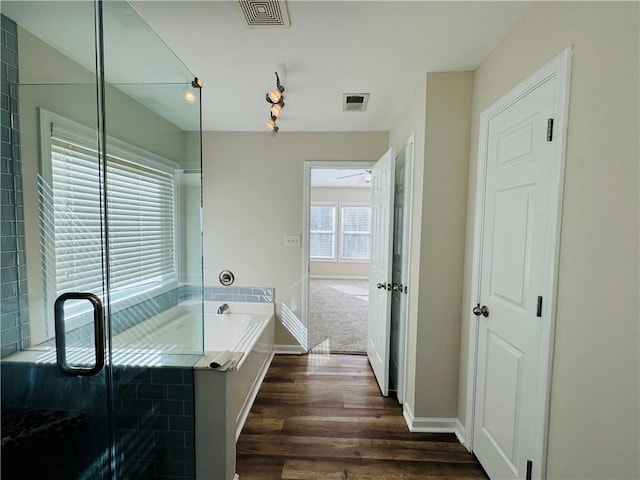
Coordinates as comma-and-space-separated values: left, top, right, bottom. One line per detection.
54, 292, 105, 376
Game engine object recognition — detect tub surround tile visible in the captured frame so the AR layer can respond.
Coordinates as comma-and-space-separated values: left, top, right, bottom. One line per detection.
200, 285, 275, 304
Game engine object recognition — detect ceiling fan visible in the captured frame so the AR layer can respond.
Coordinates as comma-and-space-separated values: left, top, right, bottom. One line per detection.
336, 169, 373, 183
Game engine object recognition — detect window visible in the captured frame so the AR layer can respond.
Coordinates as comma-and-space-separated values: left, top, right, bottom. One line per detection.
341, 206, 371, 260
41, 111, 177, 310
310, 203, 372, 262
310, 205, 336, 259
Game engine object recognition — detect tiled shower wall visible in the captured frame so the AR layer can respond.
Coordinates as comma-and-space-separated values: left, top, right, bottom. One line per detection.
0, 15, 29, 358
1, 362, 196, 479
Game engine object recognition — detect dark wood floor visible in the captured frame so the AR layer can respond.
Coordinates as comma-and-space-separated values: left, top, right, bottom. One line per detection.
236, 354, 488, 479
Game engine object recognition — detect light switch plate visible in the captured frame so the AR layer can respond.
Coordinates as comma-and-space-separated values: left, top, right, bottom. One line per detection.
284, 234, 301, 247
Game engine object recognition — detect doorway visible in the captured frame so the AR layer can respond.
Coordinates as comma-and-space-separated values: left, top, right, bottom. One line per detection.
304, 164, 374, 354
301, 140, 414, 402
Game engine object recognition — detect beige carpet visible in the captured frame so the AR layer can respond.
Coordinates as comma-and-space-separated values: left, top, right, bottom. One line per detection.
308, 279, 369, 353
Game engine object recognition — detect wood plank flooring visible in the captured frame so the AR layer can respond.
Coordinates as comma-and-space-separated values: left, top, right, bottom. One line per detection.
236, 354, 488, 480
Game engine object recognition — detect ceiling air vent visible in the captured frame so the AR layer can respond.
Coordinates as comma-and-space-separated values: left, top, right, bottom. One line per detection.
342, 93, 369, 112
238, 0, 291, 28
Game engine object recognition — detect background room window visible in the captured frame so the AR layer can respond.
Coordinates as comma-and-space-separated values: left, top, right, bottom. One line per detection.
43, 112, 177, 309
341, 206, 371, 260
310, 205, 336, 259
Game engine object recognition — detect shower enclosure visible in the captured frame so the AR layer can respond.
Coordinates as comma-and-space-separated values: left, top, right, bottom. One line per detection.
1, 1, 204, 478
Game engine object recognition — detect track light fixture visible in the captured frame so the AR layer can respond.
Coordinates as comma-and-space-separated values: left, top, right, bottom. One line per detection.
265, 72, 285, 132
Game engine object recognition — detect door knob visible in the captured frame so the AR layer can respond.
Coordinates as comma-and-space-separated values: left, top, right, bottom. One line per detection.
391, 283, 403, 292
472, 303, 490, 317
376, 282, 387, 290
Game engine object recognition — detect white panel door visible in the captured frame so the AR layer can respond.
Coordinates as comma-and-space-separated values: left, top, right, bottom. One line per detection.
389, 148, 406, 397
473, 77, 556, 478
367, 147, 395, 396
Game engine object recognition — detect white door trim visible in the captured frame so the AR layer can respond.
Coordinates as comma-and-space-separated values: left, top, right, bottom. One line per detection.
396, 132, 415, 405
302, 160, 375, 352
464, 47, 572, 478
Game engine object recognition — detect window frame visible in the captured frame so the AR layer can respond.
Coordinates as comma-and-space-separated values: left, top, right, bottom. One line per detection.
38, 108, 180, 329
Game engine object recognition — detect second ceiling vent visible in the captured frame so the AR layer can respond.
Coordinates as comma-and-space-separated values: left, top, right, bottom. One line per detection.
238, 0, 291, 28
342, 93, 369, 112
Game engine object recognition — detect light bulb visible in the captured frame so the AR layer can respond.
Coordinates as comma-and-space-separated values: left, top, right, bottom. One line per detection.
267, 89, 282, 103
270, 103, 282, 117
265, 119, 276, 130
184, 89, 196, 104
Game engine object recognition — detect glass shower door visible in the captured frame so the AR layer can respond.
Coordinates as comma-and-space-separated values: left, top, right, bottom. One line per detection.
0, 1, 114, 478
101, 3, 204, 478
1, 1, 204, 478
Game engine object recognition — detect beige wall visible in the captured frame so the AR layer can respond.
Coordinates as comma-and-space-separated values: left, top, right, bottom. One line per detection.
200, 132, 388, 345
458, 3, 639, 478
310, 186, 371, 278
388, 72, 473, 419
419, 72, 473, 418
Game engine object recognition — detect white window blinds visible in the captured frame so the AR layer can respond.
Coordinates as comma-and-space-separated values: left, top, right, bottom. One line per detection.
51, 138, 104, 294
310, 205, 336, 259
50, 132, 176, 297
341, 206, 371, 260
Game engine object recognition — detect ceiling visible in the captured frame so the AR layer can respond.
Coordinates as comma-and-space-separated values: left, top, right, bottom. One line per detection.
5, 1, 533, 133
311, 169, 372, 188
130, 1, 533, 132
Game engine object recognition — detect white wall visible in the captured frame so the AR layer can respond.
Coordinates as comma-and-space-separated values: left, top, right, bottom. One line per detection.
458, 3, 639, 478
201, 132, 388, 345
310, 186, 370, 278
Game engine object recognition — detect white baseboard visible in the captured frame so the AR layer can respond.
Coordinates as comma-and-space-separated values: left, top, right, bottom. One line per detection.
274, 344, 306, 354
402, 403, 457, 433
455, 418, 467, 447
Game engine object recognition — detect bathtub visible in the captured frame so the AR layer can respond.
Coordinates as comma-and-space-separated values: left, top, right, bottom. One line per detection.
113, 300, 272, 356
114, 300, 274, 480
193, 301, 275, 480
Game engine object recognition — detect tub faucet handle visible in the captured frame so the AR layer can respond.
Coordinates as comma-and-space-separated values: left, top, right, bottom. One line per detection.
217, 303, 229, 314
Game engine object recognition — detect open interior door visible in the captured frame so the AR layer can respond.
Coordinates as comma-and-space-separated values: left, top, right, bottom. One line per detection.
367, 148, 395, 396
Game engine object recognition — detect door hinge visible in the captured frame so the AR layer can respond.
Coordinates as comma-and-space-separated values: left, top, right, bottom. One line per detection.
526, 459, 533, 480
546, 118, 554, 141
536, 296, 543, 317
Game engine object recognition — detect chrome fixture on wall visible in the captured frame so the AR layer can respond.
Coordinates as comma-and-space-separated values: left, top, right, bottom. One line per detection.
219, 270, 235, 286
265, 71, 285, 132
